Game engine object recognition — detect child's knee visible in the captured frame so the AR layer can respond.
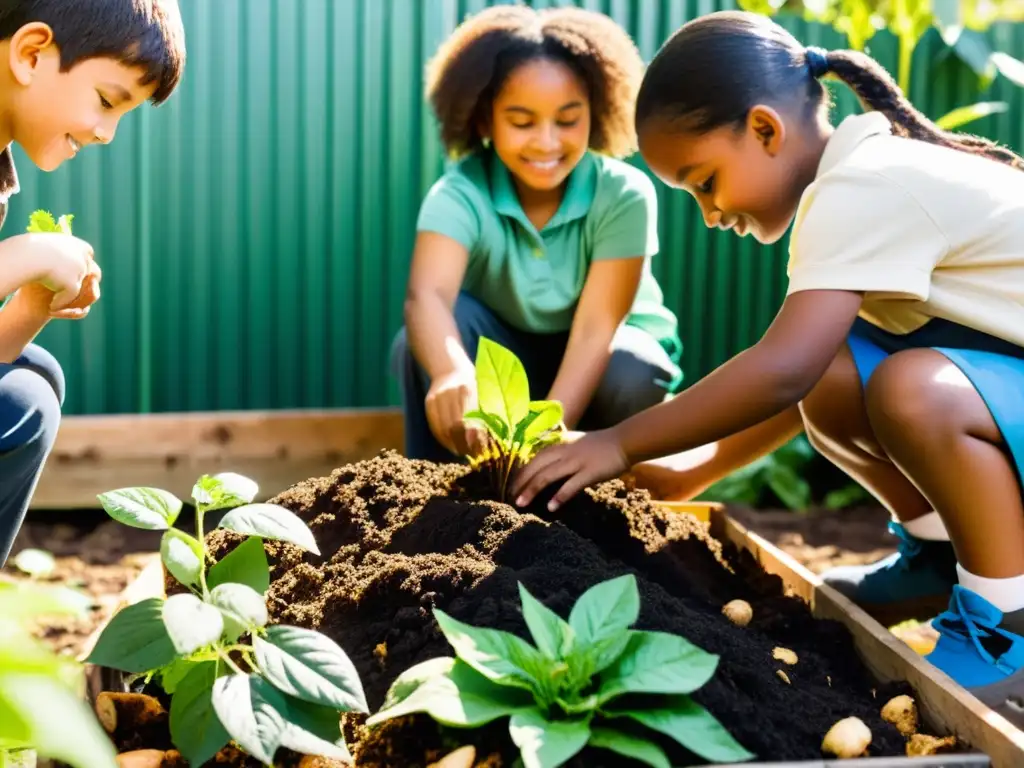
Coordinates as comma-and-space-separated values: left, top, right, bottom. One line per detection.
15, 345, 65, 407
864, 350, 958, 437
801, 345, 884, 458
0, 368, 62, 454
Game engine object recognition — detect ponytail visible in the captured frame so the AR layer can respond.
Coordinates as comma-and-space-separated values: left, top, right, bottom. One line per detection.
813, 48, 1024, 172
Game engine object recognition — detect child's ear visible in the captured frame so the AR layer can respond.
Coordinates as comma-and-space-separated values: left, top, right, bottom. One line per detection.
8, 22, 56, 86
746, 105, 786, 157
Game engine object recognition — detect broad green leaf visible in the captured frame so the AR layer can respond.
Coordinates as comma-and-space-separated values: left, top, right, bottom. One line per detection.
588, 727, 671, 768
207, 537, 271, 595
0, 581, 91, 622
158, 657, 200, 695
568, 574, 639, 646
278, 695, 353, 762
160, 529, 203, 587
766, 463, 810, 511
597, 631, 719, 704
162, 593, 224, 655
12, 549, 55, 579
0, 633, 79, 686
464, 409, 509, 442
475, 338, 530, 428
97, 487, 182, 530
193, 473, 260, 510
0, 673, 118, 768
524, 400, 564, 441
510, 408, 543, 448
992, 51, 1024, 87
434, 609, 550, 692
253, 625, 367, 713
566, 631, 632, 689
936, 101, 1009, 131
367, 658, 533, 728
218, 504, 320, 555
86, 598, 178, 673
517, 583, 574, 661
170, 662, 230, 766
0, 693, 29, 746
210, 583, 268, 642
212, 674, 288, 765
606, 695, 755, 763
508, 709, 590, 768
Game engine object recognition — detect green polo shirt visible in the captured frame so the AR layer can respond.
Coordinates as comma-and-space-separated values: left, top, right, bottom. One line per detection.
416, 150, 682, 370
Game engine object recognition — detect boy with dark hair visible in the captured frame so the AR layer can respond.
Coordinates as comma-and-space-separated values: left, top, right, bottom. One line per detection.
0, 0, 186, 566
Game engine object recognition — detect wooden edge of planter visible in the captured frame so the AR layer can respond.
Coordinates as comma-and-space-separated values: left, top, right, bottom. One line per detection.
709, 508, 1024, 768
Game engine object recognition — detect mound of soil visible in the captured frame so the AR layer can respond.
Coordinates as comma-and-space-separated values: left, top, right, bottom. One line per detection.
139, 451, 919, 766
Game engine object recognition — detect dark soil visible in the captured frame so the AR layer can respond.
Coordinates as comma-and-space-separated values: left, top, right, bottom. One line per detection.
128, 451, 920, 766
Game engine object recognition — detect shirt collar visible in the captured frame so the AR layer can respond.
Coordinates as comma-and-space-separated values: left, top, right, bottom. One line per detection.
489, 151, 596, 231
816, 111, 892, 179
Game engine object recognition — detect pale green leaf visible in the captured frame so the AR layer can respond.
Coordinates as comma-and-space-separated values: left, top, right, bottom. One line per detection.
26, 210, 58, 233
568, 574, 639, 646
211, 674, 288, 765
11, 549, 55, 579
160, 529, 203, 587
193, 473, 260, 509
524, 400, 564, 441
936, 101, 1009, 131
367, 657, 533, 728
475, 337, 530, 429
218, 504, 320, 555
0, 674, 118, 768
0, 581, 91, 623
992, 51, 1024, 86
162, 593, 224, 655
169, 662, 230, 766
588, 727, 671, 768
434, 609, 549, 692
97, 487, 182, 530
597, 630, 719, 703
207, 537, 271, 595
606, 695, 755, 763
85, 598, 178, 673
157, 657, 200, 695
517, 583, 574, 661
253, 625, 367, 713
464, 409, 509, 442
509, 709, 590, 768
210, 583, 268, 641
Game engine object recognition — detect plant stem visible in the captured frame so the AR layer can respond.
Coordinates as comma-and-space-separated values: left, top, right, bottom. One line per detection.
196, 503, 210, 600
216, 647, 246, 676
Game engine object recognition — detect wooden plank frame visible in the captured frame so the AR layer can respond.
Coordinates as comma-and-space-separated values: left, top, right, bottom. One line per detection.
32, 408, 405, 509
710, 507, 1024, 768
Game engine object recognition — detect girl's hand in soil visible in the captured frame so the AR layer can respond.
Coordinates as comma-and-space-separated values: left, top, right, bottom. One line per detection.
514, 428, 628, 511
426, 369, 488, 457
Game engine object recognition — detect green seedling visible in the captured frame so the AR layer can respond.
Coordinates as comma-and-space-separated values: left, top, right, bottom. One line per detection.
26, 210, 74, 236
0, 580, 116, 768
367, 574, 754, 768
465, 337, 566, 501
87, 473, 367, 767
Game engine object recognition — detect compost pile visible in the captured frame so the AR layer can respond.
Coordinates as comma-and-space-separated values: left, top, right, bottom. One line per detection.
203, 450, 912, 766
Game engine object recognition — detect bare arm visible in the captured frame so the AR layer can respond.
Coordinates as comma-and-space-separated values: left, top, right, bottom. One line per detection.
0, 290, 50, 363
548, 257, 643, 428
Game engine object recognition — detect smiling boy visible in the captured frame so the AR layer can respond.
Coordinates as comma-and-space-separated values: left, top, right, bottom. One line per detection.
0, 0, 186, 566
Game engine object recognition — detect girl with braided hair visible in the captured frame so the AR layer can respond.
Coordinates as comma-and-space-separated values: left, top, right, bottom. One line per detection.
391, 5, 682, 462
512, 10, 1024, 720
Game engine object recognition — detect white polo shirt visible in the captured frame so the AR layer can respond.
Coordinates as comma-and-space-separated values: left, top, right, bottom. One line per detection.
787, 112, 1024, 348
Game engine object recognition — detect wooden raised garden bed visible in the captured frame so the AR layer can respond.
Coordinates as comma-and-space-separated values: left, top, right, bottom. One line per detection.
76, 453, 1023, 768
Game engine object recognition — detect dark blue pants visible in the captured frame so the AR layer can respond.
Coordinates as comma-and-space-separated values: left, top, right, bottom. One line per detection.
391, 293, 679, 462
0, 344, 63, 566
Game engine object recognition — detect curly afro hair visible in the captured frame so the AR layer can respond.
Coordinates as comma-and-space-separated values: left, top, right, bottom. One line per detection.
425, 4, 644, 160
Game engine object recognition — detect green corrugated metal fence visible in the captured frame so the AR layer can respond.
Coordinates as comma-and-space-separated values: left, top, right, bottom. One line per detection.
8, 0, 1024, 415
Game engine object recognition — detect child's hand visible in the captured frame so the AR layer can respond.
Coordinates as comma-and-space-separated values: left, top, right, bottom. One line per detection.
18, 259, 102, 319
20, 231, 96, 311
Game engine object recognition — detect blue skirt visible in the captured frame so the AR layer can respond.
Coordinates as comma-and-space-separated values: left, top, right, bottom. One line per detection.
847, 317, 1024, 488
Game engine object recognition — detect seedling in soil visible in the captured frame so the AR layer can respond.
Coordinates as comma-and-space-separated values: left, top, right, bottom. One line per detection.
0, 580, 115, 768
367, 573, 755, 767
86, 473, 368, 767
465, 337, 566, 502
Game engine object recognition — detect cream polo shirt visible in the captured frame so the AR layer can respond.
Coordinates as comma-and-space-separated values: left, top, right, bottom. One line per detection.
787, 112, 1024, 347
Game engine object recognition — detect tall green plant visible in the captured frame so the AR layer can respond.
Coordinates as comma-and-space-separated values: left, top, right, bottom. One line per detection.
740, 0, 1024, 130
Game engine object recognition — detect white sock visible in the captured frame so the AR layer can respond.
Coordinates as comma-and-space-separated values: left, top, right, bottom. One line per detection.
902, 511, 950, 541
956, 564, 1024, 614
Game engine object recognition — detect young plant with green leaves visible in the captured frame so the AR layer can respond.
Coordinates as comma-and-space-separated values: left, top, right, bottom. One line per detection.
367, 574, 754, 768
26, 209, 74, 236
86, 473, 367, 767
0, 580, 116, 768
465, 337, 566, 501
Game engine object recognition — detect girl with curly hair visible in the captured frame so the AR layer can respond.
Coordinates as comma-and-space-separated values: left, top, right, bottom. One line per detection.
513, 10, 1024, 723
391, 4, 683, 462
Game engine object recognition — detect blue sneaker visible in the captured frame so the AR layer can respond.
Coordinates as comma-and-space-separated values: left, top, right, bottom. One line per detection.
821, 522, 957, 625
925, 586, 1024, 729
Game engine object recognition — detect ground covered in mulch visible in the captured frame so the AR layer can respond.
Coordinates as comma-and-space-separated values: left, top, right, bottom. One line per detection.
169, 450, 911, 766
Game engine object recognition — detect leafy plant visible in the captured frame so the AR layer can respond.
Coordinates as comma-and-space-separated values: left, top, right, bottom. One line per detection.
464, 337, 566, 501
739, 0, 1024, 131
86, 472, 367, 766
367, 574, 754, 768
26, 209, 74, 236
0, 579, 117, 768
